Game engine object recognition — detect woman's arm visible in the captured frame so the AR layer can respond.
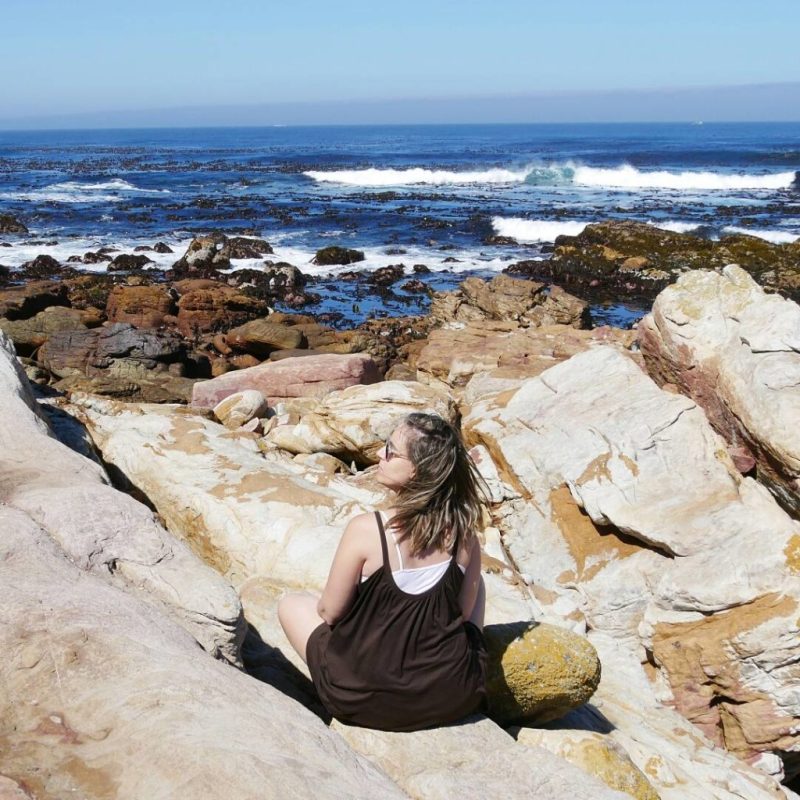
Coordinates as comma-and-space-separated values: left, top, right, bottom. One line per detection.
317, 513, 371, 626
458, 535, 483, 621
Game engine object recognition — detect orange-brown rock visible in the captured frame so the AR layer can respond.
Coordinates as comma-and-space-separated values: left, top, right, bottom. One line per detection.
106, 284, 177, 328
226, 318, 306, 356
0, 280, 70, 320
175, 282, 271, 338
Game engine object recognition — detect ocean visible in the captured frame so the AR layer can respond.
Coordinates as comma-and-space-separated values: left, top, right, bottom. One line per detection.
1, 123, 798, 327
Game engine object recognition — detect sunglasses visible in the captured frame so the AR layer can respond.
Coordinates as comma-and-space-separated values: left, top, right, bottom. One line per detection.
384, 437, 411, 462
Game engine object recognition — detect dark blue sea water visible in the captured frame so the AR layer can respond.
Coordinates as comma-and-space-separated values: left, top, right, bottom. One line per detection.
1, 123, 798, 326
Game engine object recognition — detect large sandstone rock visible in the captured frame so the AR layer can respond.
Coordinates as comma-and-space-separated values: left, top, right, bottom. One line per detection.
105, 283, 177, 328
638, 265, 800, 515
265, 379, 456, 464
0, 505, 407, 800
0, 280, 70, 320
174, 280, 271, 337
430, 274, 589, 328
484, 622, 601, 725
0, 331, 243, 664
65, 389, 796, 797
0, 305, 89, 356
191, 352, 381, 407
463, 346, 800, 776
416, 322, 637, 395
524, 220, 800, 302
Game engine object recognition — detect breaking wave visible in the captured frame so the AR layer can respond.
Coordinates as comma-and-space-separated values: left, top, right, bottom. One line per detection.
1, 178, 170, 204
305, 164, 797, 192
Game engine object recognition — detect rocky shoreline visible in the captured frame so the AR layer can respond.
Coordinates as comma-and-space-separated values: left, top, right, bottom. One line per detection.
2, 214, 800, 798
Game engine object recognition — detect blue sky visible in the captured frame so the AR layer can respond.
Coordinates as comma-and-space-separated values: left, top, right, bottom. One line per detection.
3, 0, 800, 124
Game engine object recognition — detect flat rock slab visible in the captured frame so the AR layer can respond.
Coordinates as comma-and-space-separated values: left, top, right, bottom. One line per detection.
192, 352, 381, 407
0, 505, 406, 800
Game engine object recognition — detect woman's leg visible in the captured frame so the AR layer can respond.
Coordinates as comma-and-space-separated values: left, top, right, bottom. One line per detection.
277, 592, 325, 664
468, 576, 486, 629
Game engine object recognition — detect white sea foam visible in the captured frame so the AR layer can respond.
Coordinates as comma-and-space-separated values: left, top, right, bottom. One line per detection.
722, 226, 800, 244
0, 178, 170, 204
304, 163, 795, 192
572, 165, 795, 191
648, 220, 702, 234
491, 217, 589, 242
304, 167, 531, 186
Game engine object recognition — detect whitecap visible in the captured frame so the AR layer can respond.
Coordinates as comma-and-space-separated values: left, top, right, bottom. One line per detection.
0, 178, 170, 204
722, 226, 799, 244
573, 165, 795, 191
304, 167, 531, 186
491, 217, 589, 242
648, 220, 702, 234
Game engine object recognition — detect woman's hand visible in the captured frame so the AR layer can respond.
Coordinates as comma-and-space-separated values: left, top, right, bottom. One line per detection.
317, 513, 373, 626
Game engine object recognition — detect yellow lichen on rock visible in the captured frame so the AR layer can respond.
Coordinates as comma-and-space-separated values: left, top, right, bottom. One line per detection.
514, 728, 660, 800
484, 621, 601, 724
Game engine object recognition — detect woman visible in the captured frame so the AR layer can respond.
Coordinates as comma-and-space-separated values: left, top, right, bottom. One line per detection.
278, 412, 487, 732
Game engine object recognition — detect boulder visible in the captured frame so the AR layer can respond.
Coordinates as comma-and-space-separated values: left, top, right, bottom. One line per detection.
430, 274, 589, 328
0, 330, 243, 664
484, 622, 601, 725
0, 306, 89, 356
0, 213, 28, 234
64, 273, 115, 310
526, 220, 800, 302
463, 346, 800, 770
108, 252, 155, 271
0, 280, 70, 320
19, 253, 69, 279
219, 236, 273, 259
226, 318, 307, 356
191, 353, 381, 407
265, 380, 456, 464
213, 389, 268, 429
228, 263, 309, 305
153, 241, 173, 253
39, 322, 185, 379
313, 246, 365, 266
106, 283, 177, 328
175, 281, 271, 337
172, 233, 231, 274
638, 265, 800, 515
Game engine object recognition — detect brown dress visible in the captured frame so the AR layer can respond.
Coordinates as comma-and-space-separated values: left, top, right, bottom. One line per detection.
306, 511, 487, 732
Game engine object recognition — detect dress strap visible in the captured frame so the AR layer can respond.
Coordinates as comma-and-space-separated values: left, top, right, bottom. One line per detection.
374, 511, 391, 570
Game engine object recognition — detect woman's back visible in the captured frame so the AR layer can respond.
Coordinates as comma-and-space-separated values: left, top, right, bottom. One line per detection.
305, 512, 487, 732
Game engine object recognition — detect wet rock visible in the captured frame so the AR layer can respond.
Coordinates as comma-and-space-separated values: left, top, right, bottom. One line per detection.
153, 241, 174, 253
413, 263, 431, 273
172, 233, 231, 275
81, 250, 113, 264
219, 236, 274, 259
19, 253, 68, 280
226, 318, 306, 356
312, 246, 365, 266
0, 213, 28, 234
532, 220, 800, 302
106, 283, 177, 329
0, 280, 70, 320
228, 262, 310, 306
191, 352, 381, 407
108, 253, 155, 272
369, 264, 405, 286
401, 278, 429, 294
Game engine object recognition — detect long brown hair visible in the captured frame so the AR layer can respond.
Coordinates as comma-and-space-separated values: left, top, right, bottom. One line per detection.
388, 413, 487, 556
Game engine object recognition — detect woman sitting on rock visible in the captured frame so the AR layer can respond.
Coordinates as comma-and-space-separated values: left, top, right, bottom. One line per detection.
278, 412, 488, 732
